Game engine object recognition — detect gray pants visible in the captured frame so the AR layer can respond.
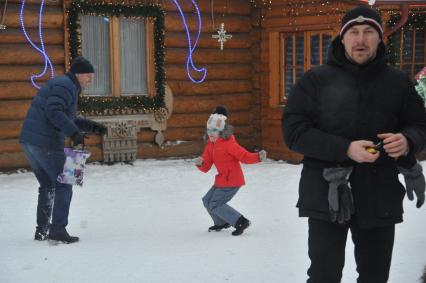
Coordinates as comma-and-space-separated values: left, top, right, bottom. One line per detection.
202, 186, 241, 227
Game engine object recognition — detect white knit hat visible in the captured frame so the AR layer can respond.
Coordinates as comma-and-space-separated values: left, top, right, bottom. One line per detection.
206, 114, 227, 131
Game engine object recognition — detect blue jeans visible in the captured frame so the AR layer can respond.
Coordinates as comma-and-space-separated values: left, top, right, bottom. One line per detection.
202, 186, 241, 227
22, 143, 73, 234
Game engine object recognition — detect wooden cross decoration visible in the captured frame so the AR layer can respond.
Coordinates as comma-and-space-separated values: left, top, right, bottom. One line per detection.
212, 23, 232, 51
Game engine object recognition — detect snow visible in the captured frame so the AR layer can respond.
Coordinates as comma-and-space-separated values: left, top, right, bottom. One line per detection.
0, 158, 425, 283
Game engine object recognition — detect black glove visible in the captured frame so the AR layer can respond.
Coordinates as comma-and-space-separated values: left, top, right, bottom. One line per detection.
398, 162, 425, 208
71, 132, 87, 147
323, 167, 354, 224
91, 121, 107, 135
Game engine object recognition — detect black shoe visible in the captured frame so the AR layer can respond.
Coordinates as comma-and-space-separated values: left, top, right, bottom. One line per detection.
232, 216, 251, 236
48, 231, 79, 244
208, 223, 231, 232
34, 229, 48, 241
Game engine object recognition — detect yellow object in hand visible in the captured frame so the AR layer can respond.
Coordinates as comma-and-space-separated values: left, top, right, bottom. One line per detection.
366, 142, 383, 154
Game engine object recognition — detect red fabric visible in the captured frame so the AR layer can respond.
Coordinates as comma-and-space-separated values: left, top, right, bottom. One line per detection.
197, 135, 260, 187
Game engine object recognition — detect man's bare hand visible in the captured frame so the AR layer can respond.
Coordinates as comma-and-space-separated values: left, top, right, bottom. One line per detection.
347, 140, 380, 163
377, 133, 408, 158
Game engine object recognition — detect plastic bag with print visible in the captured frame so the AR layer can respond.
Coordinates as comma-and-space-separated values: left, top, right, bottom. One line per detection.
57, 148, 91, 186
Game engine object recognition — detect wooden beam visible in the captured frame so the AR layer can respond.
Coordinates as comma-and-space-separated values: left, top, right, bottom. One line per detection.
0, 28, 64, 44
4, 4, 63, 29
165, 63, 252, 81
165, 32, 251, 49
165, 13, 251, 33
172, 93, 253, 113
0, 44, 64, 65
167, 80, 252, 96
162, 0, 251, 15
165, 48, 252, 64
0, 66, 65, 82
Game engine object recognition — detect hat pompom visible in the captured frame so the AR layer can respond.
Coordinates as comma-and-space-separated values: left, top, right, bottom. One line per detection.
212, 106, 228, 117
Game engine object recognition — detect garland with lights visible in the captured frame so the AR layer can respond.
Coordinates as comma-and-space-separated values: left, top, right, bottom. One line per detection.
386, 11, 426, 66
67, 0, 166, 116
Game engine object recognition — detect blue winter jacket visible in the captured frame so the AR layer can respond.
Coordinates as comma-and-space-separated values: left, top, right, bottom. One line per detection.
20, 72, 93, 150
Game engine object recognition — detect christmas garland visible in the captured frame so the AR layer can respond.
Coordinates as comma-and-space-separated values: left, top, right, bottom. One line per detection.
386, 11, 426, 66
67, 0, 166, 116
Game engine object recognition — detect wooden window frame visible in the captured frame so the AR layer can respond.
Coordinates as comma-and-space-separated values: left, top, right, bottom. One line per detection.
396, 28, 426, 78
108, 17, 156, 98
270, 30, 336, 107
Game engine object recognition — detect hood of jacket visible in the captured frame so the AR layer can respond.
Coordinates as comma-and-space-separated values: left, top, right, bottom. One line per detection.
326, 36, 387, 79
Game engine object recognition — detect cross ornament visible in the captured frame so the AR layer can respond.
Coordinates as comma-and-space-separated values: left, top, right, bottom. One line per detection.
212, 23, 232, 51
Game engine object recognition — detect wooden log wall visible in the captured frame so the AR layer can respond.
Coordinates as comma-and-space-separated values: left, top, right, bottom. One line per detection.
0, 0, 261, 170
161, 0, 260, 160
0, 0, 65, 170
258, 0, 401, 163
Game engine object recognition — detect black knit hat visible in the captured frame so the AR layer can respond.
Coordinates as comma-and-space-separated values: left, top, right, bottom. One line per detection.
212, 106, 228, 117
340, 6, 383, 39
70, 56, 95, 74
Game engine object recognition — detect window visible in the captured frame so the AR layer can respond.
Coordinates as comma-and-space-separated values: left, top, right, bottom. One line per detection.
390, 28, 425, 78
279, 31, 334, 103
79, 15, 155, 97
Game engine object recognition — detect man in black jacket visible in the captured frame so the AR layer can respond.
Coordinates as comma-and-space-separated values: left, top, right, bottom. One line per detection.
282, 5, 426, 283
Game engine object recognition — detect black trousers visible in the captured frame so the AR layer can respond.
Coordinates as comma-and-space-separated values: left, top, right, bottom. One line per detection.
307, 218, 395, 283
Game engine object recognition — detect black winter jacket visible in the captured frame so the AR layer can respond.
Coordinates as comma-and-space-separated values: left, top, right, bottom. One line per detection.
282, 37, 426, 228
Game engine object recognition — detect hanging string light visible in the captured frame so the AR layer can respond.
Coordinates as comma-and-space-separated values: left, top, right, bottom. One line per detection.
171, 0, 207, 83
20, 0, 55, 89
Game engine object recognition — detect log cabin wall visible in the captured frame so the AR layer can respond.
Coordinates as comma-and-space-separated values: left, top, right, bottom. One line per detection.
0, 0, 65, 170
142, 0, 261, 159
258, 0, 402, 163
0, 0, 261, 171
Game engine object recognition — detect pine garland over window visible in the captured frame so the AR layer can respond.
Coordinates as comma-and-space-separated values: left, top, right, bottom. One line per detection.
67, 0, 166, 116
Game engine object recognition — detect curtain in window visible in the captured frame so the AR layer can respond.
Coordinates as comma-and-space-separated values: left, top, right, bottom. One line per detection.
120, 17, 148, 95
80, 15, 111, 96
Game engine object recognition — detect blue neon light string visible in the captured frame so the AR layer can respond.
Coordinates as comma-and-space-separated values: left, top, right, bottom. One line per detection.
171, 0, 207, 83
20, 0, 54, 89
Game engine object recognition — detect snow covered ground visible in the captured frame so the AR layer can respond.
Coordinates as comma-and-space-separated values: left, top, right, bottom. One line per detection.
0, 159, 425, 283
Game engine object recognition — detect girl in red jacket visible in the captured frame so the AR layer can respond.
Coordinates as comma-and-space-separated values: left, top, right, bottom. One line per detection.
195, 108, 267, 236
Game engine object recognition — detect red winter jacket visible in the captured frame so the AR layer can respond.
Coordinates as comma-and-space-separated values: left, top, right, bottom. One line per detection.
197, 135, 261, 188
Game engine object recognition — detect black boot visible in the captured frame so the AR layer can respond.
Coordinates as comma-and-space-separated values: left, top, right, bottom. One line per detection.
208, 223, 231, 232
232, 216, 251, 236
48, 231, 79, 244
34, 227, 48, 241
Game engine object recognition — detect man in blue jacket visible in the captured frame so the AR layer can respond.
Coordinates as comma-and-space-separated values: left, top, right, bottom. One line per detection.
282, 5, 426, 283
20, 56, 107, 244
